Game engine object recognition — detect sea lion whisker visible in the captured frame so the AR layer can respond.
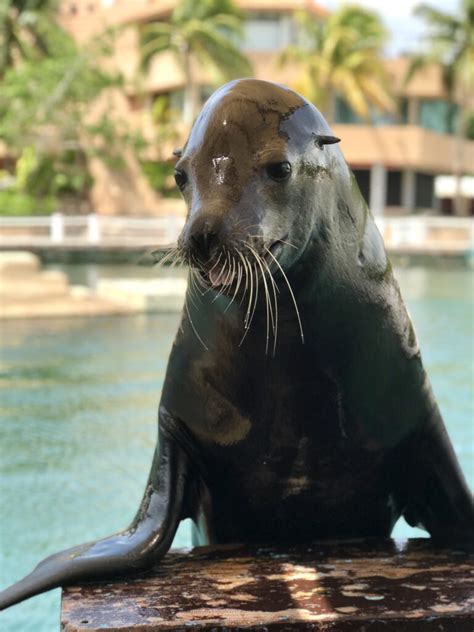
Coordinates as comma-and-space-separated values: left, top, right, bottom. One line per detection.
152, 247, 180, 269
248, 262, 260, 335
212, 259, 230, 302
235, 221, 263, 235
191, 265, 207, 301
171, 254, 185, 270
243, 256, 253, 327
184, 299, 209, 351
188, 252, 200, 270
208, 252, 223, 274
236, 250, 250, 308
241, 261, 260, 347
244, 242, 275, 355
242, 255, 254, 327
261, 255, 280, 357
225, 250, 234, 284
243, 241, 277, 331
224, 258, 243, 313
189, 260, 206, 291
186, 274, 201, 309
248, 234, 298, 250
195, 252, 223, 296
258, 250, 278, 353
240, 257, 255, 342
265, 247, 305, 344
192, 269, 208, 293
157, 246, 179, 262
221, 252, 236, 295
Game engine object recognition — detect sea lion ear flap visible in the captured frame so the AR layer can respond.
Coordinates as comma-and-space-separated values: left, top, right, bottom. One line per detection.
312, 134, 341, 150
173, 148, 183, 157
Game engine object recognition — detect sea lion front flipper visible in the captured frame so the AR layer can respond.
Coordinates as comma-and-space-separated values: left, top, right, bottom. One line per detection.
396, 407, 474, 549
0, 423, 190, 610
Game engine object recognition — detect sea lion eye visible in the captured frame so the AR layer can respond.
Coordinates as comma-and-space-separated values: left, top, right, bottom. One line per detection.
266, 161, 292, 182
174, 169, 188, 191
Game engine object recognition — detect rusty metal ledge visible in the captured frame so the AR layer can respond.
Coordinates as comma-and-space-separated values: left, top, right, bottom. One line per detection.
61, 538, 474, 631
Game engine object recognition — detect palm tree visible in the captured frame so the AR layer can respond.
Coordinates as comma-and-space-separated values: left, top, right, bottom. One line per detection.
0, 0, 61, 77
280, 5, 394, 124
407, 0, 474, 215
140, 0, 252, 124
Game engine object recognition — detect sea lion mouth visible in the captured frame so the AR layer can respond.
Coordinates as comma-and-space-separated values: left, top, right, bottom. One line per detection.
195, 237, 287, 294
178, 231, 303, 351
266, 239, 284, 262
208, 261, 236, 289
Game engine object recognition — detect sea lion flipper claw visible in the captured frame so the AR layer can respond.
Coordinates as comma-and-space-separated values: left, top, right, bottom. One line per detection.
0, 426, 190, 610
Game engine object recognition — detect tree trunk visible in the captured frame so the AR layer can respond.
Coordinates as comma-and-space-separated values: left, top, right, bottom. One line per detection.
182, 49, 200, 126
453, 98, 467, 216
84, 88, 164, 215
325, 88, 337, 126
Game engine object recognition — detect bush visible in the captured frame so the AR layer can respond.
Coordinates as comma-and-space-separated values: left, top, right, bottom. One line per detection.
0, 191, 57, 216
142, 160, 180, 197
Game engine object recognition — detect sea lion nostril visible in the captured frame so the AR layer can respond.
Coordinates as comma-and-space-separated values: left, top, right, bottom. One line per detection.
187, 215, 225, 262
190, 228, 220, 262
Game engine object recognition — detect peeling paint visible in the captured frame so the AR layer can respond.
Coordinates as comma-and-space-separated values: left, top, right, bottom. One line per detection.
61, 539, 474, 631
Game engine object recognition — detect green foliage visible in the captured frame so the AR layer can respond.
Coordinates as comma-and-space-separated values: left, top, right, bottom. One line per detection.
0, 30, 121, 149
140, 0, 252, 121
149, 95, 181, 159
86, 113, 148, 169
0, 1, 150, 211
0, 190, 57, 215
466, 111, 474, 140
15, 146, 92, 196
140, 0, 250, 74
280, 5, 394, 122
141, 160, 179, 197
407, 0, 474, 97
0, 0, 62, 77
0, 145, 93, 215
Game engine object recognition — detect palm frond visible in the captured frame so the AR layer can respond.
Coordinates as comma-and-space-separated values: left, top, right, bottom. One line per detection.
139, 23, 174, 71
189, 22, 252, 78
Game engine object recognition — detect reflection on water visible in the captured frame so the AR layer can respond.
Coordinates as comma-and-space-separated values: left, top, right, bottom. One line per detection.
0, 265, 472, 631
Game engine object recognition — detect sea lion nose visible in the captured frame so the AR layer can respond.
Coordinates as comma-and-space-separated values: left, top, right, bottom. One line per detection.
188, 216, 222, 262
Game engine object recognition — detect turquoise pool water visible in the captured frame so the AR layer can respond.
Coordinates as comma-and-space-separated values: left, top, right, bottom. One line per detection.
0, 264, 472, 631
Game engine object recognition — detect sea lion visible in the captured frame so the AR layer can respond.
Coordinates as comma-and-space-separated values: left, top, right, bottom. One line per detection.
1, 78, 472, 610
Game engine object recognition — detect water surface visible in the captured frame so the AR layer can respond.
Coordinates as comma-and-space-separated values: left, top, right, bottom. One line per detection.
0, 264, 472, 631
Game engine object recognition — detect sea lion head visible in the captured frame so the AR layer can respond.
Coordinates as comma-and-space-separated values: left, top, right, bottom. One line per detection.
175, 79, 354, 293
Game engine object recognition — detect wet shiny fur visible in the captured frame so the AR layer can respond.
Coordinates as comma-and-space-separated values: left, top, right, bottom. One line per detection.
1, 79, 472, 610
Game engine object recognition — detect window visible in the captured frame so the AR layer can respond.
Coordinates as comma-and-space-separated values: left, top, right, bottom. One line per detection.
419, 100, 458, 135
353, 170, 370, 203
335, 97, 361, 124
334, 97, 397, 126
243, 14, 293, 51
387, 171, 402, 206
415, 173, 434, 208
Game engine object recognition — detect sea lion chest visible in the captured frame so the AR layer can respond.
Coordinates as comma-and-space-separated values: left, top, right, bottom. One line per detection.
166, 342, 394, 542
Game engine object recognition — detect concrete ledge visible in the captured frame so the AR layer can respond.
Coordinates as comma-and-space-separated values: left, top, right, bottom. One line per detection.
0, 251, 136, 319
61, 539, 474, 631
96, 278, 186, 313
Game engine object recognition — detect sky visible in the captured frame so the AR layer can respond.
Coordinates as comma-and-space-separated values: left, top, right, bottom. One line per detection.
322, 0, 460, 57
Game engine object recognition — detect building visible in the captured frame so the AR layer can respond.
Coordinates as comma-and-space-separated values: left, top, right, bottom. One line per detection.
60, 0, 473, 216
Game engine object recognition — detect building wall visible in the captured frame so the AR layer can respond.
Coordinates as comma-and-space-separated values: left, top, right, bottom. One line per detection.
59, 0, 474, 216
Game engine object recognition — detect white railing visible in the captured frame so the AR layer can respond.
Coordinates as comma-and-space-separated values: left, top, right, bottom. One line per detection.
375, 216, 473, 252
0, 213, 472, 252
0, 213, 185, 247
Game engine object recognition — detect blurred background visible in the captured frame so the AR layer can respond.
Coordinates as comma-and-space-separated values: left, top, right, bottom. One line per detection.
0, 0, 473, 630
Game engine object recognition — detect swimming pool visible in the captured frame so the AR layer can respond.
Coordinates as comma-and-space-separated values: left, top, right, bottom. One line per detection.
1, 264, 472, 631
